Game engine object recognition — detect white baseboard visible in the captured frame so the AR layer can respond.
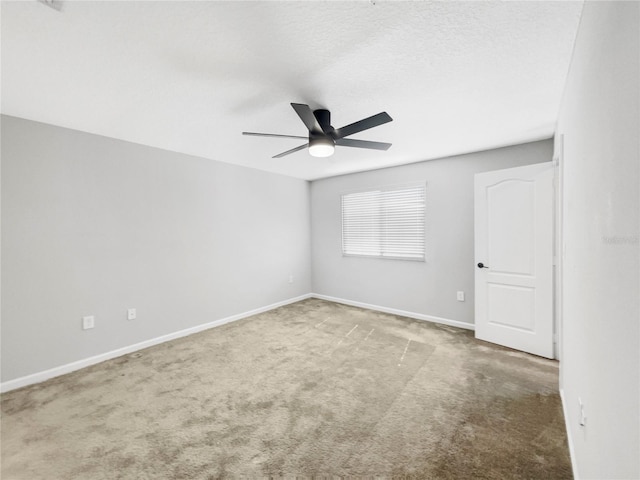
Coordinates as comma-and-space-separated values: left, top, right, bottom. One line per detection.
1, 293, 469, 393
560, 388, 580, 480
311, 293, 474, 331
0, 293, 312, 393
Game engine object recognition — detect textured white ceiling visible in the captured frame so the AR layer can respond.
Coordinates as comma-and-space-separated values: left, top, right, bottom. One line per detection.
1, 1, 583, 180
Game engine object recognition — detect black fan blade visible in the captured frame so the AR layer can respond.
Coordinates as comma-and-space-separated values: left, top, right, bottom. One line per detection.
291, 103, 323, 133
333, 112, 393, 139
335, 138, 392, 151
243, 132, 308, 140
273, 143, 308, 158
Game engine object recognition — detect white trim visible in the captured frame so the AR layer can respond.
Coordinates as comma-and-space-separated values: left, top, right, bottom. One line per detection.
560, 388, 580, 480
311, 293, 474, 331
1, 293, 471, 392
0, 294, 312, 393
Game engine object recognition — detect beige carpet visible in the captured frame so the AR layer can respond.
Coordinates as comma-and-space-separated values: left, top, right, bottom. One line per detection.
1, 298, 572, 479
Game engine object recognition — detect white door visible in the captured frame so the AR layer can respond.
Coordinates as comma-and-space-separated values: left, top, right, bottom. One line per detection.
474, 162, 554, 358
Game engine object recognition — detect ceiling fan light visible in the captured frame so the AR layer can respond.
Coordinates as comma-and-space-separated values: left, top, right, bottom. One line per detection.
309, 137, 335, 157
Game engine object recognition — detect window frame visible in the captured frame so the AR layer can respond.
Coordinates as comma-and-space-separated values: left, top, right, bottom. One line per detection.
340, 182, 426, 262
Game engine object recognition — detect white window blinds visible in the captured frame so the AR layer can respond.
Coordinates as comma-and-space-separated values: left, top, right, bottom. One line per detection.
341, 183, 425, 261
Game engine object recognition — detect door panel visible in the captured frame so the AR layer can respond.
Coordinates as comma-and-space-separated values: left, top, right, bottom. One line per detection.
488, 180, 535, 274
475, 162, 554, 358
488, 283, 536, 332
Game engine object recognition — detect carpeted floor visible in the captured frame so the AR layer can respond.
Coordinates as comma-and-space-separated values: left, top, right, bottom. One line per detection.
1, 298, 572, 479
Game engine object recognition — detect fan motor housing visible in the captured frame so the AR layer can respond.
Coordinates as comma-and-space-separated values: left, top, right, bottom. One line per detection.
308, 132, 335, 148
313, 109, 332, 132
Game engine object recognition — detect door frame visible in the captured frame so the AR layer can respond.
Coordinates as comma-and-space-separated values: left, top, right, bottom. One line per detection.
554, 135, 565, 366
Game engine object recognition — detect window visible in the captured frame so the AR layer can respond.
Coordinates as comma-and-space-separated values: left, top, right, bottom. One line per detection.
341, 183, 425, 261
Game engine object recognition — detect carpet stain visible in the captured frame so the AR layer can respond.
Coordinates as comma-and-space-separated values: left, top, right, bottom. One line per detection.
1, 298, 572, 479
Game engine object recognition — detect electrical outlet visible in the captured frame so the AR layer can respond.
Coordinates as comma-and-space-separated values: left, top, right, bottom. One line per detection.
289, 275, 294, 284
457, 291, 465, 302
82, 315, 95, 330
127, 308, 136, 320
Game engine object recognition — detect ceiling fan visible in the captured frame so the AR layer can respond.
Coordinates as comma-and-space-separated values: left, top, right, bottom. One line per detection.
243, 103, 393, 158
38, 0, 64, 11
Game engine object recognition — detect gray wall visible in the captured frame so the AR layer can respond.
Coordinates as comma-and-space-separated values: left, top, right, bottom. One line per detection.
555, 2, 639, 478
1, 116, 311, 382
310, 140, 552, 326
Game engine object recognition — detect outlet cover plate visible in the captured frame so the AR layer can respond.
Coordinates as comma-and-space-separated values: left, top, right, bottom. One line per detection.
82, 315, 95, 330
